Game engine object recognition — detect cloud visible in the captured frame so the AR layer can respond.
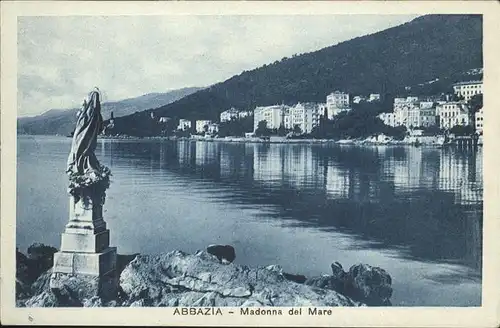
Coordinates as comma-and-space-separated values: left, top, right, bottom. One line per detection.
17, 14, 418, 117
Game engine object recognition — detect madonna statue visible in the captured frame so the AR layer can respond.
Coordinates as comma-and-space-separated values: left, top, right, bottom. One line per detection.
66, 88, 111, 201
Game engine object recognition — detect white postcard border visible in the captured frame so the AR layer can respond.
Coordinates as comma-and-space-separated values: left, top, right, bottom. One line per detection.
1, 1, 500, 326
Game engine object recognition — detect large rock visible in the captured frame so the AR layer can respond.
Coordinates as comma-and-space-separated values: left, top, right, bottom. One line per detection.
20, 246, 390, 307
27, 243, 58, 278
346, 264, 392, 306
24, 290, 60, 307
16, 249, 31, 284
23, 270, 119, 307
119, 250, 360, 307
305, 262, 392, 306
305, 275, 344, 291
206, 244, 235, 263
16, 245, 57, 301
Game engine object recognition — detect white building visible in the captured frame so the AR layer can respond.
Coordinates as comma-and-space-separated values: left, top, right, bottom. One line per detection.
177, 119, 192, 131
326, 91, 351, 119
158, 117, 171, 123
369, 94, 381, 102
288, 102, 321, 133
389, 97, 437, 129
220, 108, 239, 122
318, 103, 328, 118
378, 112, 397, 127
207, 123, 219, 135
453, 81, 483, 101
196, 120, 213, 133
238, 110, 252, 119
353, 96, 365, 104
393, 97, 420, 128
436, 102, 470, 130
253, 105, 289, 131
475, 107, 483, 134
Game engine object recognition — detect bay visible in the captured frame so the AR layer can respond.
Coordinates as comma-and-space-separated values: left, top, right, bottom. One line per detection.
16, 135, 482, 306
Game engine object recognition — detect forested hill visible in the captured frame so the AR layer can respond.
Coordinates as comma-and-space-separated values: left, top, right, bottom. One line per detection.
17, 87, 203, 135
113, 14, 482, 134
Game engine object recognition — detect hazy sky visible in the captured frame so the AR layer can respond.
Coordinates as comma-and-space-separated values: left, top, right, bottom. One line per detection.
18, 14, 418, 117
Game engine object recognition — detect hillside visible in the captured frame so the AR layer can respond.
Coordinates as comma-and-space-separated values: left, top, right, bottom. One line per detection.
110, 14, 482, 136
17, 87, 203, 135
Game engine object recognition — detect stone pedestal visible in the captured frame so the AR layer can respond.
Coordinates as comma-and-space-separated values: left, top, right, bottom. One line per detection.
52, 192, 117, 301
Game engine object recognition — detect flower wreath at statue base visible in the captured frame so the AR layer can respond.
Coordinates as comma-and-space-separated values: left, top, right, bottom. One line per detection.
67, 164, 112, 205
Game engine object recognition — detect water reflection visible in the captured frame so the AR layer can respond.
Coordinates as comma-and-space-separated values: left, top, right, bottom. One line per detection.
101, 140, 482, 274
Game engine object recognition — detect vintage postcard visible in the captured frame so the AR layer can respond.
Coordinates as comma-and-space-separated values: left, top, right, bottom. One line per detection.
1, 1, 499, 326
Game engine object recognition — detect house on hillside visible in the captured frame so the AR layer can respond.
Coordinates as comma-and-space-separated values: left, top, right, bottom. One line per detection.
452, 80, 483, 101
353, 96, 366, 104
326, 91, 351, 119
378, 112, 397, 127
369, 94, 381, 102
238, 110, 253, 119
220, 108, 240, 122
177, 119, 192, 131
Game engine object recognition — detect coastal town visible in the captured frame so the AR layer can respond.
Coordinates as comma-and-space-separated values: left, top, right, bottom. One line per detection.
104, 77, 484, 146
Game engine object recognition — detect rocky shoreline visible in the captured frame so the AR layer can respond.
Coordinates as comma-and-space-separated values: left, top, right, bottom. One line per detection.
16, 243, 392, 307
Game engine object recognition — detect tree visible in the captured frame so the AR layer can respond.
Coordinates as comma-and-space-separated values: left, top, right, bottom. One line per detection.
218, 116, 253, 137
277, 124, 287, 136
466, 93, 483, 134
421, 125, 442, 136
293, 124, 302, 134
383, 125, 407, 140
468, 94, 483, 114
450, 124, 473, 136
255, 120, 271, 137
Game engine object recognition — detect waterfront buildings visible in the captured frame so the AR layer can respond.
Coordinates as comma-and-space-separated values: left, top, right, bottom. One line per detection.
196, 120, 213, 133
388, 97, 438, 129
253, 103, 321, 133
326, 91, 351, 119
436, 102, 470, 130
453, 81, 483, 101
475, 107, 483, 134
407, 101, 437, 128
177, 119, 192, 131
378, 97, 439, 129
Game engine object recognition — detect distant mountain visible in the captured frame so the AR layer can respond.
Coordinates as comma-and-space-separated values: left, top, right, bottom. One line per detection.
17, 87, 203, 135
110, 14, 482, 136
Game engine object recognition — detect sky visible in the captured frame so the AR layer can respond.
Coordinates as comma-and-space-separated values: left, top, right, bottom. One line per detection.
17, 14, 418, 117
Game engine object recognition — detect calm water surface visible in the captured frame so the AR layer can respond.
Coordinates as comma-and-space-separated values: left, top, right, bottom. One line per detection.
17, 135, 482, 306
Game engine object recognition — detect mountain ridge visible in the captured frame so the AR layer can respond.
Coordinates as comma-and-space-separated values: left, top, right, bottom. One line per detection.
17, 87, 204, 135
109, 14, 482, 136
